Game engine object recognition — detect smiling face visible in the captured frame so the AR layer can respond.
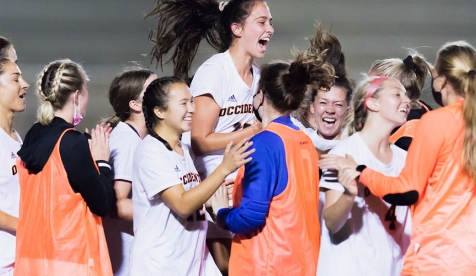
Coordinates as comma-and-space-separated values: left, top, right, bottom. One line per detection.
160, 82, 195, 134
235, 2, 274, 59
371, 78, 410, 127
312, 86, 348, 140
0, 60, 29, 114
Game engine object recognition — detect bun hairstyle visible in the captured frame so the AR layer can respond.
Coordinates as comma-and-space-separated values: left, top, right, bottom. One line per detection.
308, 23, 353, 105
106, 67, 154, 128
434, 41, 476, 182
344, 76, 389, 137
142, 76, 186, 151
0, 36, 12, 58
258, 48, 335, 114
36, 59, 88, 125
146, 0, 264, 83
369, 52, 431, 106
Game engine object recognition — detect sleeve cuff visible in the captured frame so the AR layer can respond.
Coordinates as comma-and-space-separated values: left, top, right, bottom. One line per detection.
96, 160, 111, 170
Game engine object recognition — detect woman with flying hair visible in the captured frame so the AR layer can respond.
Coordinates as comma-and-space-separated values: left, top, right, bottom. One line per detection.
146, 0, 274, 272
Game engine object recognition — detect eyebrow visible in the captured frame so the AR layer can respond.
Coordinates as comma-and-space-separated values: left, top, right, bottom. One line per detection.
255, 16, 272, 21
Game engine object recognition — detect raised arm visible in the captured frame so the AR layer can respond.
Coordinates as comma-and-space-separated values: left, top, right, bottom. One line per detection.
191, 95, 260, 156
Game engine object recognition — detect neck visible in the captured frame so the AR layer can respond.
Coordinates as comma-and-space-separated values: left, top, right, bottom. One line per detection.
0, 109, 14, 135
54, 106, 74, 124
261, 101, 284, 127
358, 117, 394, 161
154, 124, 181, 151
125, 114, 147, 139
228, 45, 254, 78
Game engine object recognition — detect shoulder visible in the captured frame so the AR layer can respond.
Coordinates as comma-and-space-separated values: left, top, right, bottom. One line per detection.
327, 133, 360, 156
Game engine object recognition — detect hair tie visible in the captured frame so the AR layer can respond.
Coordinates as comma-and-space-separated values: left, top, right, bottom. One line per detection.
363, 77, 388, 112
403, 55, 416, 71
468, 69, 476, 77
219, 1, 228, 11
45, 98, 55, 103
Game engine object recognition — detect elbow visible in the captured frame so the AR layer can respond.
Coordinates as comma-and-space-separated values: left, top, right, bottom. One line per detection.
174, 206, 195, 219
190, 137, 207, 156
323, 211, 344, 234
382, 190, 419, 206
91, 206, 110, 218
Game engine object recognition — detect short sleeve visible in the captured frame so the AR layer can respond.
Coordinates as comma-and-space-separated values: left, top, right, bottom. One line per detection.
136, 146, 182, 200
190, 62, 226, 107
110, 134, 140, 182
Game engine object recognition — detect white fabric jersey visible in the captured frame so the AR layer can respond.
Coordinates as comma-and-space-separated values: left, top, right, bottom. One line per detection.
130, 135, 220, 276
103, 122, 140, 276
189, 50, 260, 179
290, 116, 339, 151
0, 129, 21, 275
317, 133, 411, 276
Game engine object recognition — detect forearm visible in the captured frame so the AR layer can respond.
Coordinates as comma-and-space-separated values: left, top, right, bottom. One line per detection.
116, 198, 133, 221
175, 166, 229, 218
192, 125, 259, 156
0, 211, 18, 232
323, 193, 355, 234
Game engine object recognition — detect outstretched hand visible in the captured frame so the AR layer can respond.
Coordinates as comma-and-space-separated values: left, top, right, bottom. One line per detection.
219, 138, 255, 176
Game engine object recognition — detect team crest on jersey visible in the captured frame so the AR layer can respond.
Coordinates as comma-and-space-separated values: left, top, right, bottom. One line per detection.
174, 165, 180, 172
227, 95, 238, 102
10, 152, 16, 159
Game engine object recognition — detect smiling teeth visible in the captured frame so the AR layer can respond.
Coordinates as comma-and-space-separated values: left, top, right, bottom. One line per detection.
323, 118, 336, 123
184, 118, 192, 121
398, 108, 407, 113
259, 37, 270, 42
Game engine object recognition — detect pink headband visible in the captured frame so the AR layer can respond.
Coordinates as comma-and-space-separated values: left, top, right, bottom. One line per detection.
363, 77, 388, 112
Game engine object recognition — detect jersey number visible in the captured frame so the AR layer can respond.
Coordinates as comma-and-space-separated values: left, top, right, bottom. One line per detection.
385, 204, 397, 230
232, 122, 252, 132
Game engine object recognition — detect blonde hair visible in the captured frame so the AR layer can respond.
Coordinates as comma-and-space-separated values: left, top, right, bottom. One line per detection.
369, 52, 431, 108
36, 59, 88, 125
435, 41, 476, 182
343, 76, 388, 137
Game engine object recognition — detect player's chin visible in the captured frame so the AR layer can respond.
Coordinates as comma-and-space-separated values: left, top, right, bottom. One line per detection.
181, 121, 192, 132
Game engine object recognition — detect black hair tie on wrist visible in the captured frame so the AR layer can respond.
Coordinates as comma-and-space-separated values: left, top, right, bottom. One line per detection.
403, 55, 416, 71
468, 69, 476, 77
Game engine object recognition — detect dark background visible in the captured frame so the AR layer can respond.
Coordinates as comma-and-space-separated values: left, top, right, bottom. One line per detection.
1, 0, 475, 136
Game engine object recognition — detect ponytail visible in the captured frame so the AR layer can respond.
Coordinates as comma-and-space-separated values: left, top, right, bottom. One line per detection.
435, 41, 476, 182
146, 0, 264, 83
462, 71, 476, 181
36, 59, 87, 125
258, 48, 334, 114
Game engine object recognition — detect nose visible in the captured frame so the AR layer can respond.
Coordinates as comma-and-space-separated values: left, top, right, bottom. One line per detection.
188, 101, 195, 113
22, 79, 29, 90
268, 24, 274, 35
402, 93, 411, 104
325, 104, 335, 114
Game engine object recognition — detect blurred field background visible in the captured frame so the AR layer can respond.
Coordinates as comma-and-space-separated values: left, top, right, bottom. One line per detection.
1, 0, 475, 136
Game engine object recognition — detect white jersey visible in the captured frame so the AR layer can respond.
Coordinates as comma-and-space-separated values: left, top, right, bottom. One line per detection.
317, 133, 411, 276
130, 135, 220, 276
0, 129, 21, 275
189, 50, 260, 180
290, 116, 339, 151
103, 122, 139, 276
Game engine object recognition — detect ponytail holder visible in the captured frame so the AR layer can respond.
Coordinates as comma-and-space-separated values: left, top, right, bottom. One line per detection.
219, 1, 228, 11
403, 55, 416, 71
363, 77, 388, 113
468, 69, 476, 77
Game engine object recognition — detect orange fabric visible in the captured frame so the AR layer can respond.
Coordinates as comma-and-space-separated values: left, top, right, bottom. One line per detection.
230, 123, 321, 276
361, 99, 476, 276
14, 129, 112, 276
389, 119, 420, 143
